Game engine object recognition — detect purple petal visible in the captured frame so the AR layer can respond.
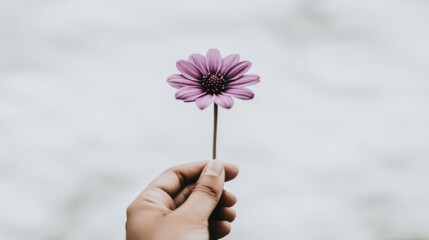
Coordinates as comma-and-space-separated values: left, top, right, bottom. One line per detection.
227, 74, 260, 87
167, 74, 200, 89
176, 60, 202, 80
224, 87, 254, 100
175, 86, 204, 100
214, 94, 234, 109
188, 54, 208, 75
183, 92, 206, 102
206, 49, 222, 74
195, 94, 215, 110
225, 61, 252, 80
220, 54, 240, 75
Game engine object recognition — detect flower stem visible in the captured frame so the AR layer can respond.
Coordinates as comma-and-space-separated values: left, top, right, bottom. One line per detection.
212, 104, 218, 160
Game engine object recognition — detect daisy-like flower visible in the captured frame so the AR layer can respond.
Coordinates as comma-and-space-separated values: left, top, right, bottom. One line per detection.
167, 49, 260, 110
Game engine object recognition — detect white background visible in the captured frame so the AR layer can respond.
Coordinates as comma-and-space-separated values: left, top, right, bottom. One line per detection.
1, 0, 429, 239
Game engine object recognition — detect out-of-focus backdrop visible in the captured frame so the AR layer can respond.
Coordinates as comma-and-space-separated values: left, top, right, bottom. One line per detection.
1, 0, 429, 239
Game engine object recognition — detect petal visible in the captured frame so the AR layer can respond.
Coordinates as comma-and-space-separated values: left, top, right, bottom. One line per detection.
224, 87, 254, 100
214, 94, 234, 109
175, 86, 204, 100
195, 93, 215, 110
176, 60, 202, 80
220, 54, 240, 75
225, 61, 252, 80
206, 49, 222, 74
188, 54, 208, 75
167, 74, 200, 89
227, 74, 260, 87
183, 92, 206, 102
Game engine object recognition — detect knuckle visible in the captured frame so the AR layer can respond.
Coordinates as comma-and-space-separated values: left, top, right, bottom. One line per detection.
163, 167, 176, 176
193, 180, 220, 199
228, 208, 237, 222
224, 223, 232, 234
126, 203, 136, 218
162, 168, 187, 188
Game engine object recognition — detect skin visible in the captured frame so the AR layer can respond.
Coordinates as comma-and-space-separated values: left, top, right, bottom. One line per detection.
126, 160, 239, 240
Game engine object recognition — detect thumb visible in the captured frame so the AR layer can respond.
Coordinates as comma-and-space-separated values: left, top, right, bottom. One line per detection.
180, 160, 225, 220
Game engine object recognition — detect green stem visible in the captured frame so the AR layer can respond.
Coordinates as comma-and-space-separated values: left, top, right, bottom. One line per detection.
212, 104, 218, 160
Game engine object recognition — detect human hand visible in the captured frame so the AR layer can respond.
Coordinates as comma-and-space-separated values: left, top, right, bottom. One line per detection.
126, 160, 239, 240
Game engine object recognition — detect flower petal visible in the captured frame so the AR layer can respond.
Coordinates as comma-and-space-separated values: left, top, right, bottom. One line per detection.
206, 49, 222, 74
195, 93, 215, 110
176, 60, 202, 80
167, 74, 200, 89
214, 94, 234, 109
183, 92, 206, 102
175, 86, 204, 100
220, 54, 240, 75
227, 74, 260, 87
225, 61, 252, 80
224, 87, 254, 100
188, 54, 208, 75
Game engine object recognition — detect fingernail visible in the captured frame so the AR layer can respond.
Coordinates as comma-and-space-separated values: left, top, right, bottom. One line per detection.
204, 160, 223, 177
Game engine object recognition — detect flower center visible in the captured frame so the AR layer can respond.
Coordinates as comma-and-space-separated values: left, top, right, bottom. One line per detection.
201, 73, 226, 94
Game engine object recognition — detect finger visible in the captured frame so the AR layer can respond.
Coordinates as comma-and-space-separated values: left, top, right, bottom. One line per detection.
171, 162, 238, 209
145, 161, 238, 198
173, 183, 195, 207
132, 162, 205, 211
135, 161, 237, 211
223, 163, 239, 182
179, 160, 225, 220
134, 161, 210, 210
218, 190, 237, 207
210, 207, 236, 222
209, 220, 231, 239
145, 161, 208, 198
174, 187, 236, 209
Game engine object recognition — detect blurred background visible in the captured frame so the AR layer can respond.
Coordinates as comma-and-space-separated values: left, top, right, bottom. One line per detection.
1, 0, 429, 239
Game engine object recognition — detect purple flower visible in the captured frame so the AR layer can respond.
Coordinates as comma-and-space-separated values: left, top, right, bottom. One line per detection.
167, 49, 260, 110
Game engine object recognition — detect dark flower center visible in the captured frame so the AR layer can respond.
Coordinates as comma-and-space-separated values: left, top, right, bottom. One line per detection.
201, 73, 226, 94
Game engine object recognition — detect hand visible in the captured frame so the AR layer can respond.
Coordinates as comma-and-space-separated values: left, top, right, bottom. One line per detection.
126, 160, 239, 240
